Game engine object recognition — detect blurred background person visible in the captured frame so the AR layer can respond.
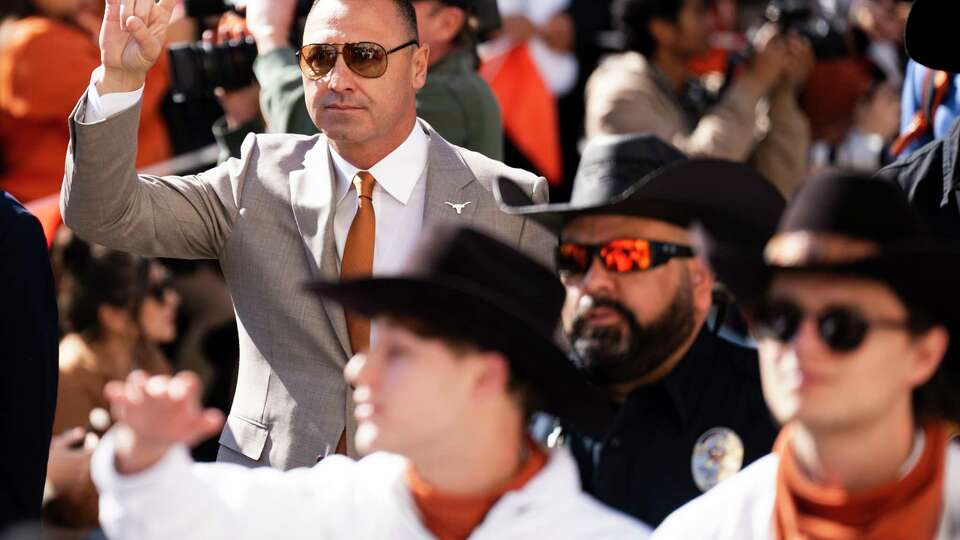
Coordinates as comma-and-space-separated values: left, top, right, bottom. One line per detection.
480, 0, 576, 187
43, 231, 176, 536
585, 0, 812, 197
0, 190, 58, 537
0, 0, 173, 203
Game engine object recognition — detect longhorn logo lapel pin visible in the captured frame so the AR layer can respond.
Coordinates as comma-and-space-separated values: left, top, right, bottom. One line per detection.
445, 201, 472, 215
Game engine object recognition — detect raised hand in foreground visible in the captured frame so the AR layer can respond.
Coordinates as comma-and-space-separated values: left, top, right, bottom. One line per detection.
97, 0, 179, 94
105, 370, 224, 475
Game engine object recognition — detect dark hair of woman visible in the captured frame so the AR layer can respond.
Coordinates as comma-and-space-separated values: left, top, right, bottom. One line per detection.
52, 230, 150, 340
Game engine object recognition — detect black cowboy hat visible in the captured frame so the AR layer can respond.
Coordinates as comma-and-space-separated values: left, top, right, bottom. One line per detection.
904, 0, 960, 73
696, 173, 960, 321
494, 133, 785, 244
305, 224, 612, 435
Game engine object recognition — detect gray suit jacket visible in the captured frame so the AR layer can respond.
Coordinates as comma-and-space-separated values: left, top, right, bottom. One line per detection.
61, 94, 555, 470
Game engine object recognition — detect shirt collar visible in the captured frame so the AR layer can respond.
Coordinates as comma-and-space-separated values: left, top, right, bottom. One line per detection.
623, 327, 716, 428
330, 120, 430, 206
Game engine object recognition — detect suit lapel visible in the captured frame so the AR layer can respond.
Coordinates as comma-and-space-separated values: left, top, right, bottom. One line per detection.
424, 128, 482, 227
289, 138, 351, 358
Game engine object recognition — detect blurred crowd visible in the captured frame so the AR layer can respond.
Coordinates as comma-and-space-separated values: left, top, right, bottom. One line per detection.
1, 0, 955, 538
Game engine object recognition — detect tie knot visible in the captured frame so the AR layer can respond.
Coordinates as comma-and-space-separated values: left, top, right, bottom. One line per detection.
354, 172, 376, 201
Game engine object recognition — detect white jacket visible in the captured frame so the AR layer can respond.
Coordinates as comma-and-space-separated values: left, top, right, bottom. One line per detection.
652, 444, 960, 539
91, 431, 649, 540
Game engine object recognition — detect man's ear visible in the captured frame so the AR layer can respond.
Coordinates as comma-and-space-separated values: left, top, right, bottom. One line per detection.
688, 258, 715, 315
437, 6, 467, 43
412, 44, 430, 90
471, 351, 511, 399
908, 325, 949, 389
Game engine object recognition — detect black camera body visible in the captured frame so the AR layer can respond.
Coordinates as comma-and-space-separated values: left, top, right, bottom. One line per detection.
763, 0, 847, 60
168, 0, 311, 101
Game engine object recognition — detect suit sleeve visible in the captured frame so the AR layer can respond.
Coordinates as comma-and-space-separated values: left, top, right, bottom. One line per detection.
61, 95, 252, 259
92, 431, 349, 540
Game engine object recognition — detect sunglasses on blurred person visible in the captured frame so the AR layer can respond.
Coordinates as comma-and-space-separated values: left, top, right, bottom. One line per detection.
296, 40, 419, 80
556, 238, 694, 277
751, 299, 912, 353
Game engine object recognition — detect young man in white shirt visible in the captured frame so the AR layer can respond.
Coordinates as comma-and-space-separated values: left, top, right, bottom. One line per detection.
654, 175, 960, 539
90, 225, 648, 539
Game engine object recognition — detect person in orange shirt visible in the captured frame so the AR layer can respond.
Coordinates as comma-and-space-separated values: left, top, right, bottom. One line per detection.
0, 0, 171, 203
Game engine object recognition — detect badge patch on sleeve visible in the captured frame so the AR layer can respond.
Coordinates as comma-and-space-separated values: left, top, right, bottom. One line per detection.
691, 427, 744, 492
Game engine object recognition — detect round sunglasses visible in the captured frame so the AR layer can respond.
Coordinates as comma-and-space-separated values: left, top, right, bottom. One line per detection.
296, 40, 419, 80
556, 238, 694, 276
751, 300, 910, 352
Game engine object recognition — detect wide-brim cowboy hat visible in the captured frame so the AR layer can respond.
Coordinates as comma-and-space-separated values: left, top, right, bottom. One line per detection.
904, 0, 960, 73
695, 173, 960, 322
495, 133, 785, 243
305, 224, 613, 436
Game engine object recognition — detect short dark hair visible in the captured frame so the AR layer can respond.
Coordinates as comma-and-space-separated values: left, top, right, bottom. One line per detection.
310, 0, 420, 42
904, 304, 960, 426
613, 0, 684, 57
52, 232, 150, 339
390, 316, 544, 421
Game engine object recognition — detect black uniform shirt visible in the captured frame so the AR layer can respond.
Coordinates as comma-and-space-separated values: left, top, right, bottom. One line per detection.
564, 326, 778, 527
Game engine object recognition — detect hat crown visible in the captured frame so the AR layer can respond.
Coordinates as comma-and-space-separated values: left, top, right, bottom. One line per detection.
569, 133, 686, 206
403, 226, 565, 335
779, 175, 924, 244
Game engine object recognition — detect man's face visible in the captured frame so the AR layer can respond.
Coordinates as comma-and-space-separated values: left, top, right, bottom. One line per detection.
344, 319, 485, 456
758, 274, 940, 431
560, 215, 704, 385
412, 0, 464, 59
302, 0, 429, 150
660, 0, 713, 59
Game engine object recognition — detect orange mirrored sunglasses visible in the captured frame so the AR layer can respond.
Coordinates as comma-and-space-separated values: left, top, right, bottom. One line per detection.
556, 239, 694, 275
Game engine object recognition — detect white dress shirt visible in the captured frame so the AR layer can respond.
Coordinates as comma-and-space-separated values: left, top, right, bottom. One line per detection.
328, 123, 428, 277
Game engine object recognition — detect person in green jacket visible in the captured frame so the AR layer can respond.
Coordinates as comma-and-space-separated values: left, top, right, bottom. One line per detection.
213, 0, 503, 161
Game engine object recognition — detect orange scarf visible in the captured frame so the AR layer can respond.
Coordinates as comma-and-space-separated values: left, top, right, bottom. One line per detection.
774, 422, 950, 540
406, 439, 548, 540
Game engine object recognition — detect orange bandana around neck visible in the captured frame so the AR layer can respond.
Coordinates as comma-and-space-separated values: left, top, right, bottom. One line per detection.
774, 422, 951, 540
405, 438, 548, 540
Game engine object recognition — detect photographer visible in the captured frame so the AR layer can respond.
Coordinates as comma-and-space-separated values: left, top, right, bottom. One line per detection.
210, 0, 504, 160
585, 0, 812, 197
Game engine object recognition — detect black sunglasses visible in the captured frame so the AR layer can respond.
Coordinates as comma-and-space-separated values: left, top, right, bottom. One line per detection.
146, 279, 173, 303
556, 238, 694, 276
751, 300, 910, 352
296, 40, 419, 80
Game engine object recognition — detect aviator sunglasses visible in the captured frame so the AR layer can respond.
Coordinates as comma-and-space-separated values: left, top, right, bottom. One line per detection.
751, 300, 911, 352
296, 40, 419, 80
556, 239, 694, 276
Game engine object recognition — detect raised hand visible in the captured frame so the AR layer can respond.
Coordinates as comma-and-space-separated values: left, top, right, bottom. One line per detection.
97, 0, 179, 94
105, 371, 224, 474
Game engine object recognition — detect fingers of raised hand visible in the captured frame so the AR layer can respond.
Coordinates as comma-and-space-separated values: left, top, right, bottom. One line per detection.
133, 0, 152, 22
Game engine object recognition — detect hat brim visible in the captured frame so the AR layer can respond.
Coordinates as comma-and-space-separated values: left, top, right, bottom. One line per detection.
905, 0, 960, 73
305, 277, 613, 436
495, 159, 784, 243
694, 225, 960, 321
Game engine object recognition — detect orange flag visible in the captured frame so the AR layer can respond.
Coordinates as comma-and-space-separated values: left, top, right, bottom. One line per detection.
481, 44, 563, 185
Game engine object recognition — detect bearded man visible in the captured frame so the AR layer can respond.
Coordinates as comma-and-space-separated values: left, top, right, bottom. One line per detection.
495, 133, 786, 526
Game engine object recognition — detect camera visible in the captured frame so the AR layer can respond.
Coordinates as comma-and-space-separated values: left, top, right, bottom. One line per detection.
168, 0, 312, 101
763, 0, 847, 60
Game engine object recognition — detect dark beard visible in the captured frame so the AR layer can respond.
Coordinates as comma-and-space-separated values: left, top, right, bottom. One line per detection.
568, 282, 697, 385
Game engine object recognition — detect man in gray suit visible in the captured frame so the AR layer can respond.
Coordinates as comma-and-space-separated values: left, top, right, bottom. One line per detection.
60, 0, 552, 470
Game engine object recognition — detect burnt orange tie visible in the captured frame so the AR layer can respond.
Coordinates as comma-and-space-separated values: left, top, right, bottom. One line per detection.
333, 171, 376, 456
341, 171, 376, 355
